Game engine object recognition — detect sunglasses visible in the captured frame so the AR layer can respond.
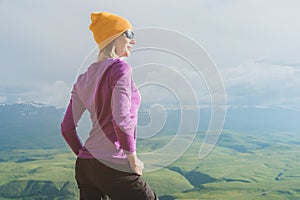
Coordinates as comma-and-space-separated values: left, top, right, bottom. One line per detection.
123, 30, 135, 39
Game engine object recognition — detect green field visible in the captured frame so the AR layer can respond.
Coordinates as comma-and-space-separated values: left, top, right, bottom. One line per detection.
0, 130, 300, 199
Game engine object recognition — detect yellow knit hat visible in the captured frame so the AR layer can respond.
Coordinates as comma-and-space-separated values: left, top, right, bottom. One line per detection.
89, 12, 132, 51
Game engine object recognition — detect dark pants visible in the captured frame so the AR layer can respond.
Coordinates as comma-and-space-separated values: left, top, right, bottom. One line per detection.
75, 158, 158, 200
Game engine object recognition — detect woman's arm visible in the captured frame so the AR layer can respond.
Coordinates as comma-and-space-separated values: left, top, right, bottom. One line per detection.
110, 61, 143, 175
61, 98, 85, 155
111, 61, 136, 153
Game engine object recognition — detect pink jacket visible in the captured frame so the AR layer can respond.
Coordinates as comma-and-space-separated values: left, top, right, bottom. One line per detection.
61, 58, 141, 167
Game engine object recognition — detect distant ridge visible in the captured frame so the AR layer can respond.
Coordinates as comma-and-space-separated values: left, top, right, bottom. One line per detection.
0, 102, 65, 150
1, 102, 300, 150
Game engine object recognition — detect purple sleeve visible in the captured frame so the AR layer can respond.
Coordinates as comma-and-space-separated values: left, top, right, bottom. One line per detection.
61, 99, 83, 155
111, 61, 136, 153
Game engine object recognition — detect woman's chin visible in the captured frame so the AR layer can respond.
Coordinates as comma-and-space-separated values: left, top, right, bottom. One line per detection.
122, 52, 130, 58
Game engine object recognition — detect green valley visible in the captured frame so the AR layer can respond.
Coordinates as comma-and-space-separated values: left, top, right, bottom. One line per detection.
1, 130, 300, 199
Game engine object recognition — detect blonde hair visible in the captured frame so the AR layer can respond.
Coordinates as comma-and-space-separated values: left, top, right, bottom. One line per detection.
97, 38, 119, 62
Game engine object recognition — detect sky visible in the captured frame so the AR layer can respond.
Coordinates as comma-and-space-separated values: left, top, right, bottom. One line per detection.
1, 0, 300, 111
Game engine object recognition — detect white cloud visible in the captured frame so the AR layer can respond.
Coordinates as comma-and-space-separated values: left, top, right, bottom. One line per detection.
223, 59, 300, 90
0, 95, 7, 103
221, 59, 300, 108
14, 81, 71, 107
36, 81, 71, 107
133, 61, 212, 107
1, 0, 300, 109
0, 81, 71, 107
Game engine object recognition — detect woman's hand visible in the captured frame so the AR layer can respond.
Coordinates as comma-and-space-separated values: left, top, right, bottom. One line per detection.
126, 152, 144, 175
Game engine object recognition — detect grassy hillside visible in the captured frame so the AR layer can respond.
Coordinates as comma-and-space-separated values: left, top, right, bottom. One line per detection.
0, 130, 300, 199
0, 149, 77, 200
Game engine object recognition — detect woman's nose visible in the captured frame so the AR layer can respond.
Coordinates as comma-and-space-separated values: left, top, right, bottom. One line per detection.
130, 38, 136, 44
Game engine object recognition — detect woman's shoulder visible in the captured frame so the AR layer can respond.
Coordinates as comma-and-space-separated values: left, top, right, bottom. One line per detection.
110, 58, 131, 75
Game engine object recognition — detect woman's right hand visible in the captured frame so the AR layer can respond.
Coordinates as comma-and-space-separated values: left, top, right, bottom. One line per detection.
126, 152, 144, 175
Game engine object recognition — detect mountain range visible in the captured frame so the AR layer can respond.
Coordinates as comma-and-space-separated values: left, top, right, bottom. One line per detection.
0, 102, 299, 150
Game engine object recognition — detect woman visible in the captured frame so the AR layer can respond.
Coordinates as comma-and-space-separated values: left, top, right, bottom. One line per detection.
61, 12, 157, 200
